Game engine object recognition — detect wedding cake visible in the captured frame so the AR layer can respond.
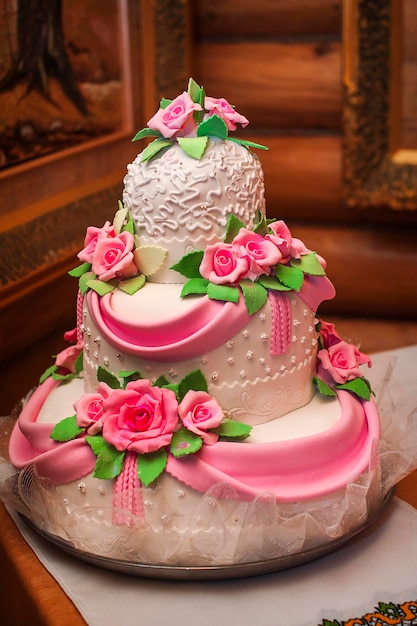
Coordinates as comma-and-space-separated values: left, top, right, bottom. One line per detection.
7, 80, 381, 569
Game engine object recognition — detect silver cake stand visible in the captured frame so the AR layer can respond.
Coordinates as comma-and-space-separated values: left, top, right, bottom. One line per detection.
19, 487, 394, 580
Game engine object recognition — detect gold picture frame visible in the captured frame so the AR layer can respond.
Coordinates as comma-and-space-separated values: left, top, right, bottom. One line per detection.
343, 0, 417, 212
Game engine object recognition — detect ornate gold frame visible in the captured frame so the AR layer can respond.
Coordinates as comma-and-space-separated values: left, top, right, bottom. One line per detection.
343, 0, 417, 212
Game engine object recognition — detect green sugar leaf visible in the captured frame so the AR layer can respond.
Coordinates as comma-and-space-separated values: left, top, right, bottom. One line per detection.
79, 271, 97, 295
69, 262, 91, 278
228, 137, 269, 151
180, 277, 209, 297
188, 78, 206, 124
239, 279, 268, 315
39, 364, 58, 384
290, 252, 326, 277
170, 249, 204, 278
121, 217, 135, 236
257, 275, 292, 291
118, 274, 146, 295
74, 350, 83, 376
335, 377, 372, 401
188, 77, 203, 104
51, 415, 83, 442
153, 374, 170, 388
252, 210, 269, 236
164, 382, 179, 396
137, 449, 167, 486
313, 377, 337, 397
212, 418, 252, 440
86, 437, 125, 480
274, 263, 304, 291
52, 371, 77, 382
197, 114, 228, 140
207, 282, 240, 303
85, 434, 107, 456
119, 370, 142, 387
177, 136, 208, 159
224, 213, 246, 243
160, 97, 172, 109
178, 369, 208, 401
141, 138, 173, 162
170, 428, 203, 457
86, 279, 117, 296
362, 377, 375, 397
97, 366, 121, 389
132, 127, 162, 142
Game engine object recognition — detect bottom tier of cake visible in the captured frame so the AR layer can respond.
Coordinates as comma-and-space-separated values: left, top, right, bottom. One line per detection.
6, 376, 382, 567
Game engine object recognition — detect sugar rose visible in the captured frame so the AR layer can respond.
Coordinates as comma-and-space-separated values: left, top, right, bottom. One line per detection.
200, 242, 249, 285
74, 383, 112, 435
178, 390, 224, 445
78, 221, 115, 264
147, 92, 202, 139
54, 340, 83, 373
319, 320, 344, 349
232, 228, 282, 278
101, 380, 179, 454
204, 97, 249, 131
266, 220, 310, 262
317, 340, 372, 385
91, 231, 138, 282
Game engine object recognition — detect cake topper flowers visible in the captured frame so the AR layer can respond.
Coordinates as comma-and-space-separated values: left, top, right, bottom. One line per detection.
171, 212, 327, 316
132, 78, 268, 161
50, 368, 251, 486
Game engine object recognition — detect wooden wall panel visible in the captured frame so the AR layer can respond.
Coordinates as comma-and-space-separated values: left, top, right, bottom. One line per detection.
195, 0, 341, 37
194, 41, 341, 129
191, 0, 417, 324
253, 135, 343, 220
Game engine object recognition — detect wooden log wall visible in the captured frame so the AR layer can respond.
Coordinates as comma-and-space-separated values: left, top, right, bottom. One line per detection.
193, 0, 343, 220
191, 0, 417, 315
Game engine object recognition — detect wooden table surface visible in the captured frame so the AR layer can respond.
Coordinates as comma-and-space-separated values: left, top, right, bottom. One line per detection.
1, 319, 416, 625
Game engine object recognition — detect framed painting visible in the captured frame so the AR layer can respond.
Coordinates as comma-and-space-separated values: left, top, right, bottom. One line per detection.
343, 0, 417, 213
0, 0, 191, 411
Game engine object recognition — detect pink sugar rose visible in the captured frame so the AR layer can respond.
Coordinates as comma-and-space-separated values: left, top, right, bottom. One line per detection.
232, 228, 282, 278
178, 390, 224, 445
317, 340, 372, 385
319, 320, 344, 349
101, 380, 179, 454
74, 383, 112, 435
91, 231, 138, 282
204, 97, 249, 131
78, 221, 115, 264
147, 92, 202, 139
63, 327, 78, 343
199, 242, 249, 285
266, 220, 310, 262
54, 340, 83, 373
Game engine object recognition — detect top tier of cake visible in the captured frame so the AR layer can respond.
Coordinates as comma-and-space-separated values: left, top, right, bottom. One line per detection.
122, 139, 266, 283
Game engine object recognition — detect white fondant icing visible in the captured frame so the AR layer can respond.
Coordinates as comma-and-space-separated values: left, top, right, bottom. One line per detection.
82, 287, 319, 425
122, 140, 266, 283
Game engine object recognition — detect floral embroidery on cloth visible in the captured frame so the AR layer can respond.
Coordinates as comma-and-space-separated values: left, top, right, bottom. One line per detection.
319, 599, 417, 626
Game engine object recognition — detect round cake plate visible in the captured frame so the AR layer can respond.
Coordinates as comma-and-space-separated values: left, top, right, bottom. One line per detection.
19, 488, 394, 580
